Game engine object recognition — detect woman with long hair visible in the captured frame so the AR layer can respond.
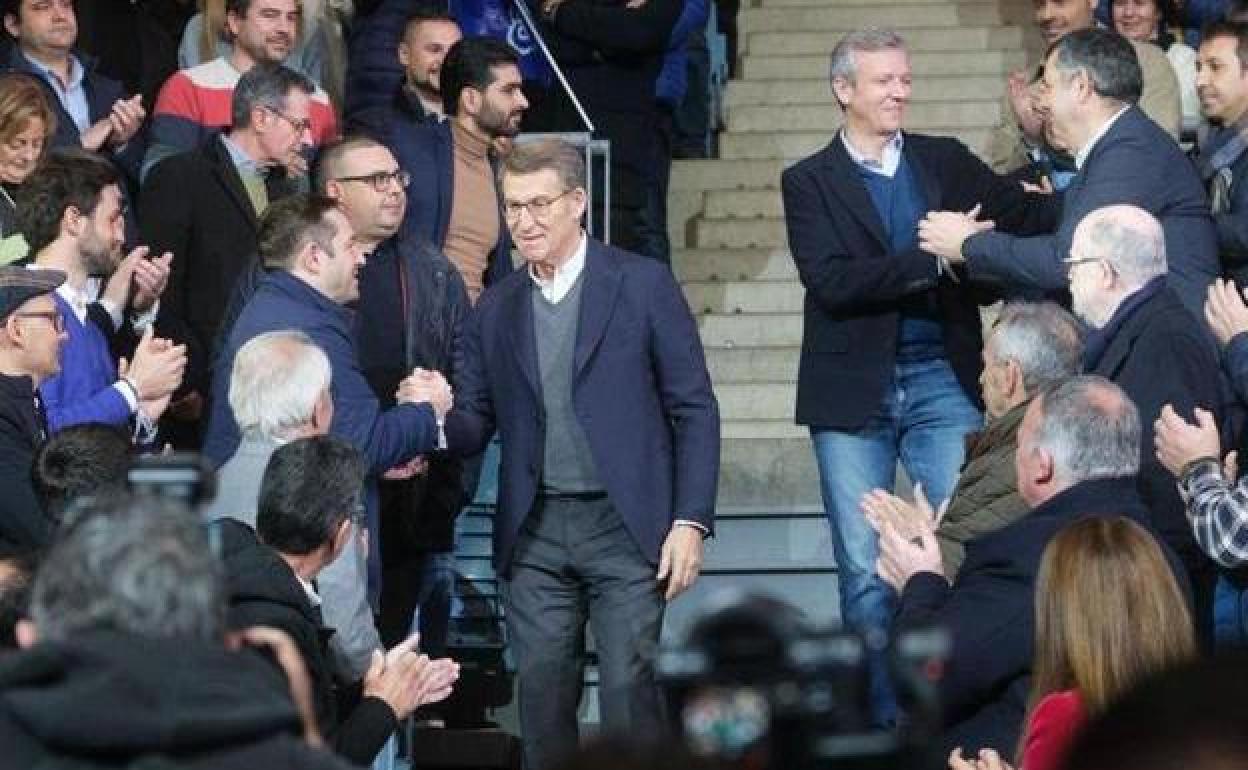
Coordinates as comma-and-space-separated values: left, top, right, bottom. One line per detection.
950, 515, 1196, 770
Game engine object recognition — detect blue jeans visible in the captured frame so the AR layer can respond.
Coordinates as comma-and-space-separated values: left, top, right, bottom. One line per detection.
810, 357, 982, 724
408, 551, 457, 658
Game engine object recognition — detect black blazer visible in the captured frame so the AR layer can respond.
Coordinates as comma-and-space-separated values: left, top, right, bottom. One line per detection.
1085, 283, 1230, 570
140, 135, 288, 395
781, 133, 1056, 429
0, 373, 47, 549
964, 106, 1219, 318
896, 476, 1185, 757
446, 240, 720, 571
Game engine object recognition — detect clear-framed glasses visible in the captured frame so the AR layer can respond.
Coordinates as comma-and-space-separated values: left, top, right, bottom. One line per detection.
503, 189, 574, 222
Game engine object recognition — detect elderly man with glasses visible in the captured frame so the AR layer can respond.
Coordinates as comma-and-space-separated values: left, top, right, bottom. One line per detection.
1067, 203, 1229, 643
446, 138, 719, 770
140, 63, 316, 448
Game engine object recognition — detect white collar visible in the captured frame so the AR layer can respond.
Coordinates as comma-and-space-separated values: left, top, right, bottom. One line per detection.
297, 574, 322, 608
528, 232, 588, 304
841, 130, 904, 178
1075, 105, 1131, 169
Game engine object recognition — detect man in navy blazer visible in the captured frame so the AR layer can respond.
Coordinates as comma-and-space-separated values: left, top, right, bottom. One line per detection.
781, 27, 1054, 725
921, 28, 1218, 319
871, 376, 1187, 756
446, 138, 719, 770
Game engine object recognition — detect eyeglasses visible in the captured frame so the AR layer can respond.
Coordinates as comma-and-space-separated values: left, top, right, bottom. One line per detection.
503, 189, 574, 221
14, 310, 64, 332
335, 170, 411, 192
265, 106, 313, 135
1063, 255, 1109, 276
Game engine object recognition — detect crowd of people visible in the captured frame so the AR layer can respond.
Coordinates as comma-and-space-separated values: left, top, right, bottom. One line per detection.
3, 0, 1248, 769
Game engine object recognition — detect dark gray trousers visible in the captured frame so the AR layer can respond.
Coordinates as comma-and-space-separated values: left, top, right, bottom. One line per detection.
502, 496, 666, 770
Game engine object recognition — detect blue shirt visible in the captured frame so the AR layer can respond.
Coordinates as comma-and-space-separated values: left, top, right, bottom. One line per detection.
22, 52, 89, 134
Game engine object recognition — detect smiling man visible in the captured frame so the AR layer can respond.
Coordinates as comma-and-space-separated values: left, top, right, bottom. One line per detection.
143, 0, 338, 178
780, 26, 1055, 727
446, 138, 719, 770
1192, 20, 1248, 288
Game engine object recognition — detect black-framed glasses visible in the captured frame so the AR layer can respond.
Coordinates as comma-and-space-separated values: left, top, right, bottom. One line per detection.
264, 106, 313, 135
14, 310, 64, 332
335, 170, 411, 192
503, 189, 574, 221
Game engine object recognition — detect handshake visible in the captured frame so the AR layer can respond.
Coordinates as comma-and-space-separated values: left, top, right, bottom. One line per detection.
396, 367, 452, 421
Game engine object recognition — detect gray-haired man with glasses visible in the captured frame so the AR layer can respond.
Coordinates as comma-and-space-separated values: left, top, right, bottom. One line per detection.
140, 63, 316, 448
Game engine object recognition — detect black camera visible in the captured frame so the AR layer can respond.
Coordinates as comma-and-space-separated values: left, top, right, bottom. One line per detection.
658, 592, 949, 770
127, 452, 216, 508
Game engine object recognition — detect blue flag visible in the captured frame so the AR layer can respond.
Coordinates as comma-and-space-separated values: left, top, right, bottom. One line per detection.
451, 0, 553, 86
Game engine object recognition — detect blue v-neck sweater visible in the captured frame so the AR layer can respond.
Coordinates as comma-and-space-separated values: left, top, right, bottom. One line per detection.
38, 293, 130, 433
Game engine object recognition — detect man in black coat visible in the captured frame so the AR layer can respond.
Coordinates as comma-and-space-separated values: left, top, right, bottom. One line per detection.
870, 375, 1188, 756
218, 436, 459, 767
141, 63, 312, 446
1068, 204, 1228, 641
781, 27, 1054, 726
0, 493, 359, 770
0, 266, 65, 549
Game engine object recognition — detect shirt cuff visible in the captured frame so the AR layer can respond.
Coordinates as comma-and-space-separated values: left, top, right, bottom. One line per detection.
114, 378, 139, 413
674, 519, 709, 537
437, 418, 447, 450
98, 297, 124, 332
130, 300, 159, 332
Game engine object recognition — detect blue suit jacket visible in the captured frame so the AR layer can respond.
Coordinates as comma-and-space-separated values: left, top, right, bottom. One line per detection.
446, 240, 720, 570
964, 106, 1218, 317
203, 270, 440, 473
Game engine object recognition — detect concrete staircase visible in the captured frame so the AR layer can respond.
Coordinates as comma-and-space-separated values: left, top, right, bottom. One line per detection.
665, 0, 1034, 631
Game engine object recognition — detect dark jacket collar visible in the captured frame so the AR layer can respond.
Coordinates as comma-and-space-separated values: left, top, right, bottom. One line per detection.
1084, 275, 1167, 370
1029, 475, 1149, 525
264, 269, 351, 327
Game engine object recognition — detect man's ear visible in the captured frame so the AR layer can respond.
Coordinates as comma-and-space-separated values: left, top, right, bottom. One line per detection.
61, 205, 84, 240
397, 41, 411, 69
15, 618, 36, 649
830, 76, 852, 110
460, 86, 482, 117
1034, 447, 1056, 486
1004, 359, 1025, 402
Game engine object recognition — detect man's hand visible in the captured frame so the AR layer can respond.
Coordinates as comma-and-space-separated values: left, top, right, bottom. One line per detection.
397, 369, 452, 420
1205, 278, 1248, 348
227, 626, 324, 747
131, 250, 172, 312
656, 524, 703, 600
106, 94, 145, 147
918, 205, 994, 264
864, 486, 945, 592
121, 326, 187, 401
1020, 176, 1054, 195
1154, 403, 1222, 476
81, 117, 113, 152
364, 635, 462, 721
383, 455, 429, 480
948, 747, 1015, 770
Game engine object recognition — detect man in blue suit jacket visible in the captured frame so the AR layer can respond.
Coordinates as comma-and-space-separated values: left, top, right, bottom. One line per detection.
446, 139, 719, 770
921, 28, 1218, 319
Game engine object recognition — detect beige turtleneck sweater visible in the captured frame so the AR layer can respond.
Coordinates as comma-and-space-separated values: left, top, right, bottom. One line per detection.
444, 121, 499, 303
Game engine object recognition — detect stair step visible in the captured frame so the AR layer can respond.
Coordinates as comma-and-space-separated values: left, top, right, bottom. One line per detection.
703, 188, 782, 219
741, 49, 1026, 80
716, 382, 797, 421
720, 436, 822, 507
670, 158, 785, 192
698, 311, 801, 346
685, 278, 802, 313
726, 75, 1006, 107
723, 419, 808, 439
665, 572, 842, 639
703, 346, 801, 383
746, 26, 1023, 56
718, 127, 991, 160
703, 513, 835, 571
695, 216, 788, 249
673, 247, 796, 282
